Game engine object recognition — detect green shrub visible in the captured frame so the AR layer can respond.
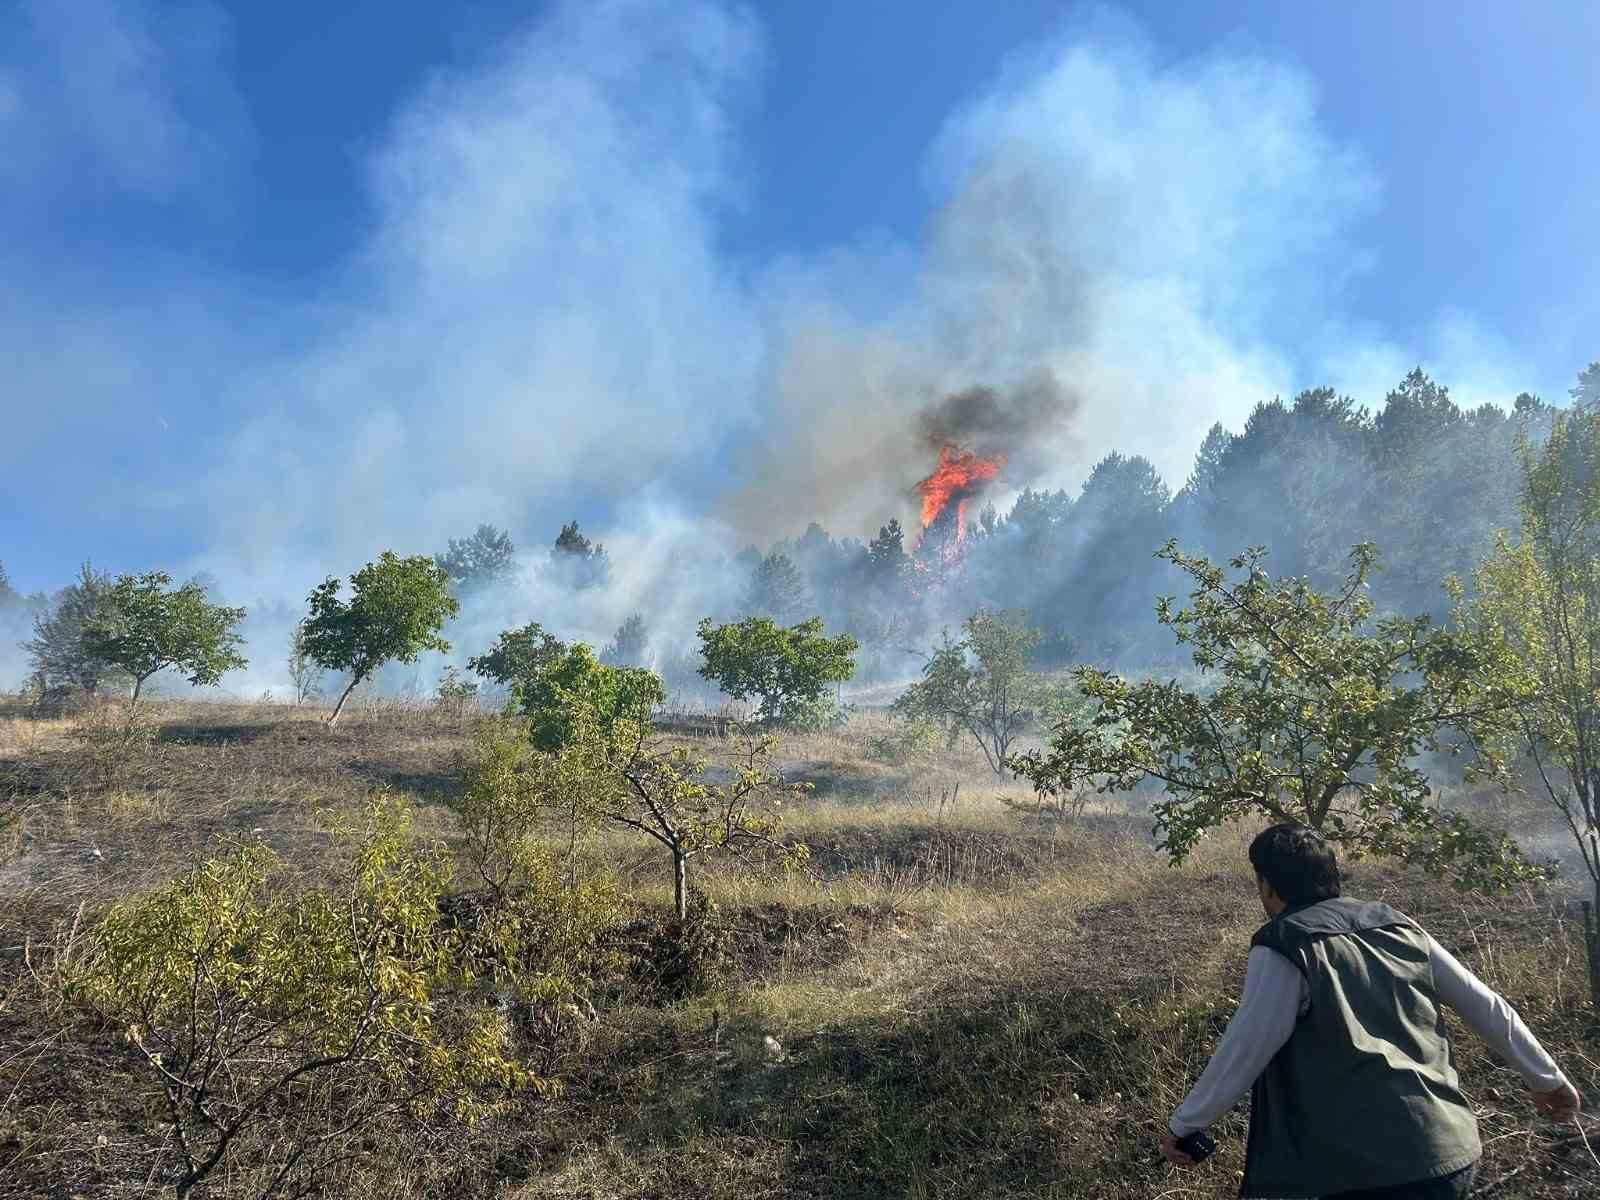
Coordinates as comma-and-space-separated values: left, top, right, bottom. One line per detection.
448, 719, 627, 1009
866, 718, 943, 765
62, 792, 544, 1198
696, 615, 857, 728
434, 664, 480, 720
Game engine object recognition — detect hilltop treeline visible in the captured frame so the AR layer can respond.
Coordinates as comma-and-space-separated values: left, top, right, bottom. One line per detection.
745, 367, 1597, 669
3, 364, 1598, 693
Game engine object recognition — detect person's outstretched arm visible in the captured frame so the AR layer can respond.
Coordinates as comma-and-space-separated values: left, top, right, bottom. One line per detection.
1427, 934, 1579, 1116
1163, 945, 1302, 1162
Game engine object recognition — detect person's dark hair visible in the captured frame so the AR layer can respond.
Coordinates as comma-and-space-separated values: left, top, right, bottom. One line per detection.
1249, 823, 1340, 907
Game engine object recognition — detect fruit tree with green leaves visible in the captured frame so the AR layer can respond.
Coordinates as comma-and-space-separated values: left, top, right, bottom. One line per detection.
64, 793, 542, 1197
557, 699, 807, 920
696, 615, 857, 728
893, 608, 1049, 777
301, 551, 459, 725
512, 640, 665, 751
1009, 541, 1544, 893
81, 571, 248, 707
1461, 400, 1600, 1009
468, 620, 567, 689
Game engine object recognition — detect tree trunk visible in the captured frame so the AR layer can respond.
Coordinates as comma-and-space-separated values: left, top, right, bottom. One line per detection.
327, 674, 363, 726
673, 848, 689, 922
130, 674, 146, 710
1585, 888, 1600, 1016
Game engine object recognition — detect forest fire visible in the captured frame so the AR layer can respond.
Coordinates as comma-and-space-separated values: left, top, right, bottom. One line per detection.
916, 443, 1005, 544
913, 444, 1005, 577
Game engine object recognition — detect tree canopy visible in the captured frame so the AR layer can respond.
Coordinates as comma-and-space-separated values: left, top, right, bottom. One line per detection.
301, 551, 459, 725
1463, 403, 1600, 1007
697, 615, 857, 728
552, 520, 610, 589
745, 552, 810, 624
601, 613, 649, 667
81, 571, 248, 705
512, 641, 665, 752
1010, 541, 1544, 892
23, 563, 132, 696
894, 609, 1047, 776
435, 523, 516, 592
468, 621, 567, 688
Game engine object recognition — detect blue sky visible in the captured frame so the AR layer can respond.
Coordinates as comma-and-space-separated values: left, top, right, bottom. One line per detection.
2, 0, 1597, 598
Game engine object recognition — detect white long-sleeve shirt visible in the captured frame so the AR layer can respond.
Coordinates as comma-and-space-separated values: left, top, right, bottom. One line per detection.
1169, 934, 1569, 1136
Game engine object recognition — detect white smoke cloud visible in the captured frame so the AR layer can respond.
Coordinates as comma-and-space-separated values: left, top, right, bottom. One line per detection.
0, 0, 1566, 694
189, 0, 765, 575
728, 24, 1380, 540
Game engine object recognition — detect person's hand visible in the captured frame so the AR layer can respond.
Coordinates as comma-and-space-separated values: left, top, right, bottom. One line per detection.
1532, 1081, 1581, 1119
1160, 1132, 1198, 1168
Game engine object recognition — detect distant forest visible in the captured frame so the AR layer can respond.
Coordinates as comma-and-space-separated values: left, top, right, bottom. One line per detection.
734, 365, 1600, 671
4, 364, 1598, 690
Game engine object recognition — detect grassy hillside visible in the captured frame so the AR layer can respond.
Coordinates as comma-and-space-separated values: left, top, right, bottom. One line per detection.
0, 695, 1594, 1198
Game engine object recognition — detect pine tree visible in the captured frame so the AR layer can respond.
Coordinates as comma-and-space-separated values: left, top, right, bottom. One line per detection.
23, 563, 131, 696
745, 553, 809, 623
552, 521, 610, 589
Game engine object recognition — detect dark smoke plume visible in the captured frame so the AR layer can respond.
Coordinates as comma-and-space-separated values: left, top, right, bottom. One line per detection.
917, 368, 1082, 492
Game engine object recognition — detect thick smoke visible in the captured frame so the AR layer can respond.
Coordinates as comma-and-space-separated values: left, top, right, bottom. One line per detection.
919, 373, 1074, 452
720, 21, 1386, 546
918, 369, 1080, 484
0, 1, 1561, 700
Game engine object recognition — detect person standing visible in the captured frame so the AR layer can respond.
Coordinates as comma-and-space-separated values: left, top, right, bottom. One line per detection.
1160, 823, 1581, 1198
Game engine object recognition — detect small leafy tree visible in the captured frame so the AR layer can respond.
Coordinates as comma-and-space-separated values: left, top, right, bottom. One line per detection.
603, 721, 806, 921
601, 613, 648, 666
287, 620, 323, 704
301, 552, 459, 725
446, 720, 624, 1010
468, 621, 567, 689
81, 571, 248, 707
23, 562, 131, 697
435, 523, 516, 592
696, 615, 858, 728
544, 696, 806, 920
1010, 542, 1544, 892
64, 793, 541, 1197
513, 641, 664, 751
434, 665, 480, 720
893, 609, 1047, 776
1464, 402, 1600, 1009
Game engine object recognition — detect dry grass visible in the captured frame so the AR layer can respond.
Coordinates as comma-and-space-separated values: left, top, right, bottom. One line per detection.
0, 695, 1594, 1198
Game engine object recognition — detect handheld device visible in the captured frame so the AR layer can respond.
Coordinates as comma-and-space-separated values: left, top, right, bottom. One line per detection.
1174, 1129, 1216, 1163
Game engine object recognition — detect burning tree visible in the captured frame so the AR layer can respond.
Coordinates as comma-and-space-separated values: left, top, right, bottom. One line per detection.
912, 444, 1005, 585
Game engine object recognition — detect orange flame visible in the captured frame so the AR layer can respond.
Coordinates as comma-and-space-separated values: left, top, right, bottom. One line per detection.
916, 444, 1005, 539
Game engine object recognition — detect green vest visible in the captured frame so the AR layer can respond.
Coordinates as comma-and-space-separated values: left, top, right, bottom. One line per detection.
1239, 897, 1481, 1198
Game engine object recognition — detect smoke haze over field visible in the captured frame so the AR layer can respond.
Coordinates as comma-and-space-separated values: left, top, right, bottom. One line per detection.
0, 0, 1589, 696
